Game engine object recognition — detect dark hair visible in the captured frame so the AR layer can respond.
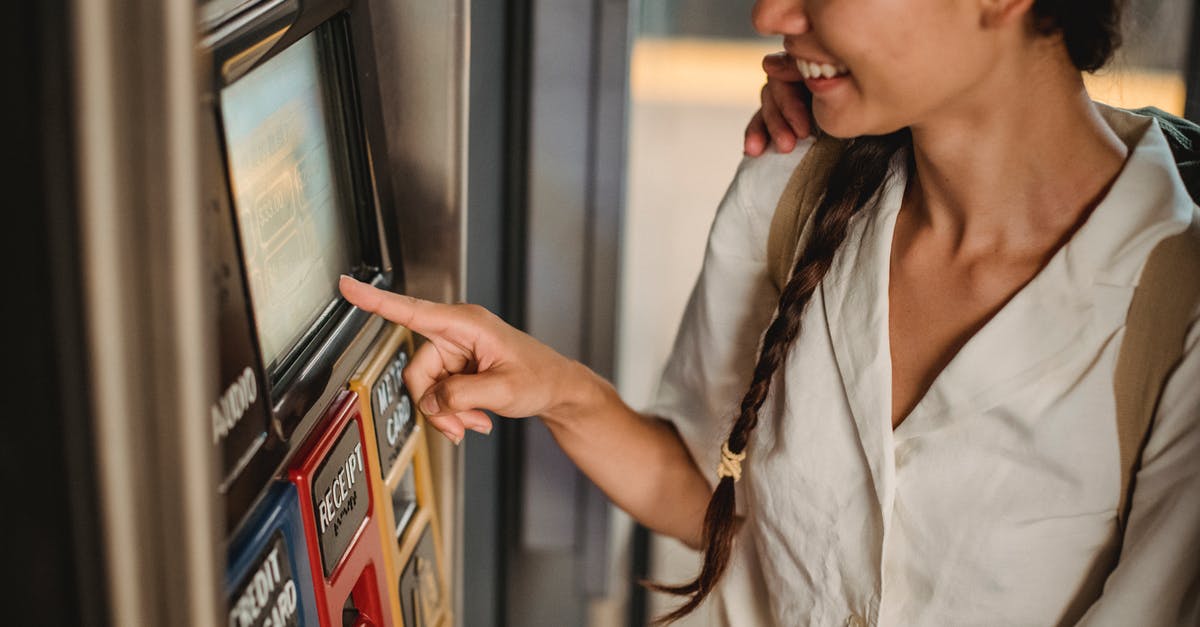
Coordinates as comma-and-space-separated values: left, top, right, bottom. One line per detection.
650, 2, 1125, 623
1032, 0, 1123, 72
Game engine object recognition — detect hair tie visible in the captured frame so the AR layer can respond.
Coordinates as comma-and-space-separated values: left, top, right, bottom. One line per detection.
716, 441, 747, 482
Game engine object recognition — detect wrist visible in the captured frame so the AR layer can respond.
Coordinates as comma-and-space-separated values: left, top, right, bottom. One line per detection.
541, 359, 618, 429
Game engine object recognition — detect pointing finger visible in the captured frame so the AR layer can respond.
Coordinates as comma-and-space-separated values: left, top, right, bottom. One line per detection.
339, 275, 462, 340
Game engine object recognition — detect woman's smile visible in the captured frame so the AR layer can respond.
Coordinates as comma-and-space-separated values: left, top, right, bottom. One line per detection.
792, 55, 849, 79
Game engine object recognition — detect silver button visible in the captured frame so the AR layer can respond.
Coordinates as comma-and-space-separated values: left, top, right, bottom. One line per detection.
845, 613, 866, 627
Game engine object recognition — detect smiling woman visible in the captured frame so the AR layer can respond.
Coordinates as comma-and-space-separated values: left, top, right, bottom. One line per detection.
343, 0, 1200, 625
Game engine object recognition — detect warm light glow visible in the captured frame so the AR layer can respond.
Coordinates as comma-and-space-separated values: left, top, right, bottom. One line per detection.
631, 38, 777, 106
632, 38, 1188, 116
1084, 69, 1187, 116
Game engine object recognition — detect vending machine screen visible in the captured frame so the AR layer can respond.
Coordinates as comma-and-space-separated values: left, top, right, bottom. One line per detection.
220, 31, 359, 371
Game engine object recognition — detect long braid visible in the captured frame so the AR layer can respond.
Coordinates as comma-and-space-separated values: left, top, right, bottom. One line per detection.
649, 130, 910, 624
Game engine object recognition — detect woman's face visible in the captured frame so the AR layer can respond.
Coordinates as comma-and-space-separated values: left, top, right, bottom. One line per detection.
753, 0, 1023, 137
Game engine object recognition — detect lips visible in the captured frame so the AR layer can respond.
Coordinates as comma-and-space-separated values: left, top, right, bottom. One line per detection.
794, 57, 849, 80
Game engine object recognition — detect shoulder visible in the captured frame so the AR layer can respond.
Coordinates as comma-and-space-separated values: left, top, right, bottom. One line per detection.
1077, 106, 1198, 287
718, 140, 815, 247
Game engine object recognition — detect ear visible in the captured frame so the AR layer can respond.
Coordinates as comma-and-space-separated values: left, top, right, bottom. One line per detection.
978, 0, 1035, 29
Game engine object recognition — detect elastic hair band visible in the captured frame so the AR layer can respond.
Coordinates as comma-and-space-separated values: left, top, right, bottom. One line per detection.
716, 441, 747, 482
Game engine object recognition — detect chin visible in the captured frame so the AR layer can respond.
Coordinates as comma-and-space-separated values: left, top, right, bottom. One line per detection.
813, 102, 906, 139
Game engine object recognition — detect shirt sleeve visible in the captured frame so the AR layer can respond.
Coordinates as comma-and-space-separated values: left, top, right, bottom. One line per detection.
1076, 313, 1200, 625
646, 148, 802, 488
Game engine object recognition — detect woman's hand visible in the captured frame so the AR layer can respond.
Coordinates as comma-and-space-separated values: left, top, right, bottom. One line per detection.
339, 275, 589, 444
744, 51, 814, 156
341, 277, 713, 546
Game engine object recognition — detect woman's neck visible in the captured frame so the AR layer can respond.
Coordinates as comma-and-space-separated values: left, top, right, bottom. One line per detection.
905, 54, 1129, 260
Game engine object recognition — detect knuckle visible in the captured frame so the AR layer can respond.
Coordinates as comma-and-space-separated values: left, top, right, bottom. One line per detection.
497, 385, 517, 409
461, 303, 490, 321
437, 383, 462, 410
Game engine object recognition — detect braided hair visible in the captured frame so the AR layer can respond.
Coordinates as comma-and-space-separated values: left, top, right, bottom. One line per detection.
647, 131, 909, 623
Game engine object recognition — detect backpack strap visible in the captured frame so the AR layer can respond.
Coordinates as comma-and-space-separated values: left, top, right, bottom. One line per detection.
766, 135, 845, 292
1112, 213, 1200, 532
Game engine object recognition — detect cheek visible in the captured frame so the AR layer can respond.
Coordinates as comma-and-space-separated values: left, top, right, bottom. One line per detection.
820, 14, 992, 133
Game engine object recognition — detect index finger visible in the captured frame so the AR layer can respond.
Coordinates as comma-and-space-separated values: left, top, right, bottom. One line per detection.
339, 275, 460, 339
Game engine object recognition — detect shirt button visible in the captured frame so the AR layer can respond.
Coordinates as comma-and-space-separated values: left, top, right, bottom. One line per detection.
845, 613, 866, 627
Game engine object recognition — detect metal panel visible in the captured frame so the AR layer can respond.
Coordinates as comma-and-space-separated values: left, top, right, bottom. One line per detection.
362, 1, 469, 622
462, 0, 512, 624
72, 0, 220, 625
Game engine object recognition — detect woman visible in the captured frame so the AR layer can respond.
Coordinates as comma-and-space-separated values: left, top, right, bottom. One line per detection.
341, 0, 1200, 623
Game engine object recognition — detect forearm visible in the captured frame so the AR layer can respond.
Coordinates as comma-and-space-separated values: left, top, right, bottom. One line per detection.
540, 361, 713, 549
336, 278, 714, 544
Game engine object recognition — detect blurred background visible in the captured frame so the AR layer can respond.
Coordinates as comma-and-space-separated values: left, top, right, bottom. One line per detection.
7, 0, 1198, 625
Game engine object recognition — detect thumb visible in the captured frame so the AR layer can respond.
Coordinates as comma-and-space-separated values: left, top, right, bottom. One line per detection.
418, 371, 515, 418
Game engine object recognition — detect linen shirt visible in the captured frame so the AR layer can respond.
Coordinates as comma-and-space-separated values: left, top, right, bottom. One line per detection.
650, 106, 1200, 626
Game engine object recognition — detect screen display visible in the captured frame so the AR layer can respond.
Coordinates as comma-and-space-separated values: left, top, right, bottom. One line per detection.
220, 30, 357, 370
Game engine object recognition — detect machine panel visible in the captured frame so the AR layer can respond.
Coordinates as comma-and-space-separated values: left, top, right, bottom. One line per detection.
225, 483, 319, 627
205, 4, 399, 537
289, 390, 394, 626
370, 333, 417, 475
310, 421, 369, 576
350, 325, 451, 626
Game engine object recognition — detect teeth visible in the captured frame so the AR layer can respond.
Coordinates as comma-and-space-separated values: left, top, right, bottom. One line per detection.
795, 57, 810, 79
795, 57, 849, 80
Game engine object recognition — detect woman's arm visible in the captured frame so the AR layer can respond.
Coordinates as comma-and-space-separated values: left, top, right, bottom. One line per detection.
339, 277, 712, 547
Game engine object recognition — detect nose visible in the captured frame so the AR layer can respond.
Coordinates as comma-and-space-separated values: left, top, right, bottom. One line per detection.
752, 0, 810, 36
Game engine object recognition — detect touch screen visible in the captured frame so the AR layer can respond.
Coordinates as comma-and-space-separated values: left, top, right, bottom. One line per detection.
220, 31, 357, 370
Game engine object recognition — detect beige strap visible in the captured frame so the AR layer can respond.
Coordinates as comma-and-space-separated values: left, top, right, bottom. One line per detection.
1113, 214, 1200, 532
766, 135, 846, 292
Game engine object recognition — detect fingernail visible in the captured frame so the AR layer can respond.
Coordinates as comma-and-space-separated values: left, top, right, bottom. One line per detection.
447, 432, 462, 446
469, 423, 493, 436
420, 394, 439, 415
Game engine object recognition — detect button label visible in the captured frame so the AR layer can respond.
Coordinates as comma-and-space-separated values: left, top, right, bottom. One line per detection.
311, 422, 369, 576
372, 348, 415, 474
212, 366, 258, 445
228, 533, 299, 627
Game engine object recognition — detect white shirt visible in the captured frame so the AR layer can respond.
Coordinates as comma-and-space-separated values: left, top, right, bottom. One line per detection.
650, 106, 1200, 626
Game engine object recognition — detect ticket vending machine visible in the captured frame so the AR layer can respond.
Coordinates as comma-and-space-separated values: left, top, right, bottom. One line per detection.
199, 0, 457, 624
